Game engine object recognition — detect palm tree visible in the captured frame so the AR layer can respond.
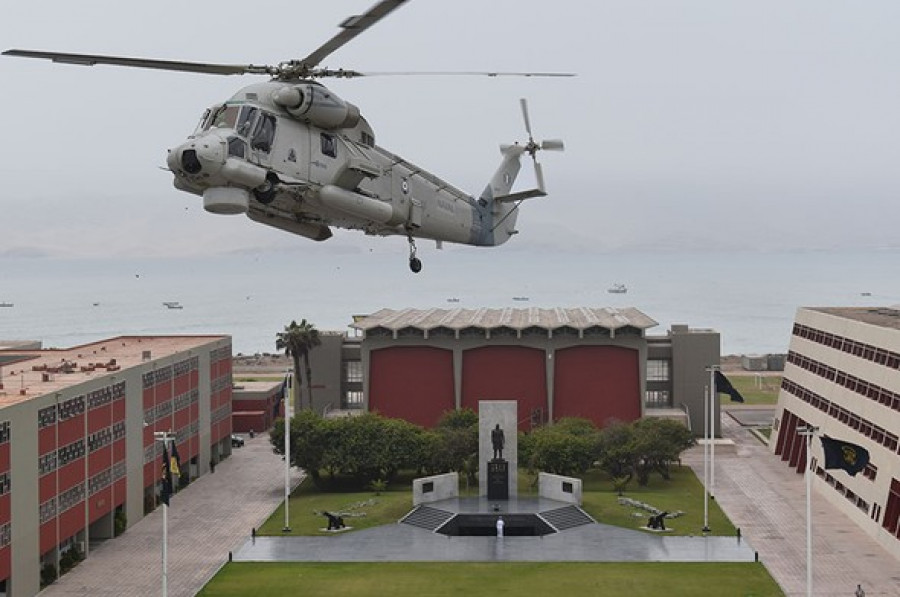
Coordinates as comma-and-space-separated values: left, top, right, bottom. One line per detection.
276, 319, 322, 411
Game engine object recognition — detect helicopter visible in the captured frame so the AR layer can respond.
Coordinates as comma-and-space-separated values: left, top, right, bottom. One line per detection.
4, 0, 570, 272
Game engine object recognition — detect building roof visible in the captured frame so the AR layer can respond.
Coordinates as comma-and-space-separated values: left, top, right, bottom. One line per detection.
808, 307, 900, 331
350, 307, 658, 334
0, 335, 229, 408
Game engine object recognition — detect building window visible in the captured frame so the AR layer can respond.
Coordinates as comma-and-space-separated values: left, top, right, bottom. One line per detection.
645, 390, 671, 408
343, 391, 364, 409
647, 360, 670, 382
344, 361, 363, 383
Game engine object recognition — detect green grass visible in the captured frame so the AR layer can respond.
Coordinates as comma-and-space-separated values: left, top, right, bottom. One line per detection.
198, 562, 783, 596
255, 477, 413, 536
720, 374, 782, 406
577, 466, 736, 536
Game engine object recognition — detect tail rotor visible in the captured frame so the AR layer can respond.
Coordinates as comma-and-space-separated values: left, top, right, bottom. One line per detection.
518, 98, 564, 193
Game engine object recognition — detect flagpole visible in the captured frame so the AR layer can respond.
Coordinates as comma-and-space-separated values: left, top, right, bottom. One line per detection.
283, 370, 292, 533
708, 366, 717, 497
702, 382, 710, 533
797, 425, 818, 597
154, 431, 176, 597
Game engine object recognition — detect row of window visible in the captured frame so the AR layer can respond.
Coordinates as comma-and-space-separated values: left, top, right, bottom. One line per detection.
0, 472, 9, 496
173, 357, 198, 378
210, 346, 231, 362
87, 461, 126, 497
211, 376, 231, 393
174, 388, 199, 412
211, 404, 231, 425
142, 366, 172, 390
816, 465, 870, 514
793, 323, 900, 369
86, 381, 126, 410
781, 378, 900, 453
787, 351, 900, 412
58, 483, 85, 515
646, 359, 671, 382
366, 326, 633, 340
0, 523, 9, 549
0, 421, 8, 444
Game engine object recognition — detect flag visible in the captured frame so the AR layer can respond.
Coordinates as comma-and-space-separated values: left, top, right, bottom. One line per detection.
160, 444, 174, 506
170, 441, 182, 480
714, 370, 745, 403
821, 436, 870, 476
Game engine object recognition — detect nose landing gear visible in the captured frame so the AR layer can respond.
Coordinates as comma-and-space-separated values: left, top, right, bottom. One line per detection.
407, 234, 422, 273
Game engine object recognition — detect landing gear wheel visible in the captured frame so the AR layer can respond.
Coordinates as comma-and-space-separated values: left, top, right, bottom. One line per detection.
252, 172, 279, 205
406, 233, 422, 273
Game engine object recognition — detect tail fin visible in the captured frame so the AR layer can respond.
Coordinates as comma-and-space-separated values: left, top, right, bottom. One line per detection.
474, 99, 564, 247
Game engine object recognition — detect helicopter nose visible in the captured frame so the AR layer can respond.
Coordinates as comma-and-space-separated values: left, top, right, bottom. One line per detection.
181, 149, 202, 174
167, 134, 226, 177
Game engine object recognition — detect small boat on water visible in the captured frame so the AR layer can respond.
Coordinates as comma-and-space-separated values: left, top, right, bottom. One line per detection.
512, 296, 530, 302
860, 292, 872, 297
607, 283, 627, 294
163, 301, 184, 310
0, 302, 13, 308
447, 298, 460, 303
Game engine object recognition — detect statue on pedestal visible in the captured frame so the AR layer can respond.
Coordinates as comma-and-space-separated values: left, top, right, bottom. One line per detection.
491, 424, 505, 460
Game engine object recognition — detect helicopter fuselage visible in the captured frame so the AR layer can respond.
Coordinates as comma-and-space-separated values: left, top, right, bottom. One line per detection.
166, 80, 526, 252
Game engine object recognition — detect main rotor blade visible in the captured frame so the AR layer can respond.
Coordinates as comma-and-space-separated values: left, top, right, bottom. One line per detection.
2, 49, 274, 76
341, 71, 576, 78
299, 0, 409, 70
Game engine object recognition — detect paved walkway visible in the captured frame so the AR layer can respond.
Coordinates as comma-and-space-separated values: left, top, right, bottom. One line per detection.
683, 411, 900, 596
41, 432, 302, 597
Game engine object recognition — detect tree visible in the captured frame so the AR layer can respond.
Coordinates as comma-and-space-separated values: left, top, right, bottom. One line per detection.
630, 418, 695, 485
276, 319, 321, 410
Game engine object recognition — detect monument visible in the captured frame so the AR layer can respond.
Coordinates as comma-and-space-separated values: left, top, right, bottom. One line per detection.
479, 400, 517, 500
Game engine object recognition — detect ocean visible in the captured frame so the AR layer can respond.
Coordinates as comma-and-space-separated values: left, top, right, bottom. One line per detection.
2, 246, 898, 356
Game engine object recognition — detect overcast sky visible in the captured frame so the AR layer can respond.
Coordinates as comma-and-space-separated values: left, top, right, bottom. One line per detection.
2, 0, 899, 259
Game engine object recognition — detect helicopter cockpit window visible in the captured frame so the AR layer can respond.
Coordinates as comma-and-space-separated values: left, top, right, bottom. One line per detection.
212, 105, 240, 130
227, 136, 247, 159
251, 113, 276, 153
320, 133, 337, 158
236, 106, 258, 138
193, 108, 212, 135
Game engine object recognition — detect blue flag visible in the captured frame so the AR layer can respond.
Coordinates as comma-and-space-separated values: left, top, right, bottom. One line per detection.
821, 436, 870, 476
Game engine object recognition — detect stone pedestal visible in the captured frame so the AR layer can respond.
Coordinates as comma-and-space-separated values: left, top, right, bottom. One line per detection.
487, 459, 509, 500
478, 401, 517, 498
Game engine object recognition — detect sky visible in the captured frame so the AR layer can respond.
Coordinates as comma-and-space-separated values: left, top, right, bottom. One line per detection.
2, 0, 900, 260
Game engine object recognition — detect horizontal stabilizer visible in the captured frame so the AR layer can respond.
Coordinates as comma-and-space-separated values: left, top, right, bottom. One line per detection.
494, 188, 547, 203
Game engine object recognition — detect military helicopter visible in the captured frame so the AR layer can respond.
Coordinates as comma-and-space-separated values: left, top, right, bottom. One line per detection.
4, 0, 570, 272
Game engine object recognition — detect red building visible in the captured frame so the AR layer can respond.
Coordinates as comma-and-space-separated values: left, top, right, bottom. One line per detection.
350, 308, 719, 433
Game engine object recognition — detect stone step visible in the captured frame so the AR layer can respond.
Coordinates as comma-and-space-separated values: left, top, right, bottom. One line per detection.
400, 505, 456, 531
539, 505, 595, 531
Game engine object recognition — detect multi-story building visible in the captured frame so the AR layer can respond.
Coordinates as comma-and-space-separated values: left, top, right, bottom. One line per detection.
772, 307, 900, 558
0, 335, 232, 596
342, 308, 720, 434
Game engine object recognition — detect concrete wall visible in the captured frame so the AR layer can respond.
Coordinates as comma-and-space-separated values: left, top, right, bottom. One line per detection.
669, 326, 720, 436
538, 472, 582, 505
412, 472, 458, 506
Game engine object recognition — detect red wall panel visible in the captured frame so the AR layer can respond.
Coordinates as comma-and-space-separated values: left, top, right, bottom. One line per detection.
58, 505, 84, 542
58, 416, 84, 446
0, 545, 9, 582
0, 494, 9, 523
89, 487, 113, 524
40, 521, 56, 554
88, 405, 111, 434
553, 346, 642, 427
58, 460, 85, 492
369, 347, 455, 428
461, 346, 546, 431
39, 428, 56, 457
89, 450, 112, 476
0, 443, 8, 471
39, 474, 56, 502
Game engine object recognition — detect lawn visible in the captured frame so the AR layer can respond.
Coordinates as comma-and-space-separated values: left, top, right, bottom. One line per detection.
576, 466, 737, 536
259, 465, 734, 538
720, 374, 782, 406
256, 477, 413, 536
198, 562, 783, 596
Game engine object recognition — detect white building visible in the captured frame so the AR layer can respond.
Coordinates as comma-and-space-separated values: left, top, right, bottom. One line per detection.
771, 307, 900, 558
